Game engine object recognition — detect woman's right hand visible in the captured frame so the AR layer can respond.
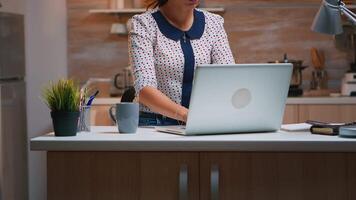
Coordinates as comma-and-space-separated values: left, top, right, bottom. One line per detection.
176, 107, 189, 122
138, 86, 189, 122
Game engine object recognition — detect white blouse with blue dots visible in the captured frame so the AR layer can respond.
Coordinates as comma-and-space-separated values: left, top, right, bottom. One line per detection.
129, 8, 235, 113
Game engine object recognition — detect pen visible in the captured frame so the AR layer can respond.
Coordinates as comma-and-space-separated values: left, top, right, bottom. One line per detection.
86, 90, 99, 106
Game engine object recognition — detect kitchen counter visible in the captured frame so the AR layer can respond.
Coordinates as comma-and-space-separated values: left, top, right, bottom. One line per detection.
287, 96, 356, 105
37, 126, 356, 200
31, 126, 356, 152
92, 97, 356, 106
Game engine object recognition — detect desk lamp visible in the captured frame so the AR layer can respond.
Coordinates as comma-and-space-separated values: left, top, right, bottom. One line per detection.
311, 0, 356, 138
312, 0, 356, 35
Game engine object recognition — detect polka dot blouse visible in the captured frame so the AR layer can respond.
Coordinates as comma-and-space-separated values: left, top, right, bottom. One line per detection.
129, 8, 235, 113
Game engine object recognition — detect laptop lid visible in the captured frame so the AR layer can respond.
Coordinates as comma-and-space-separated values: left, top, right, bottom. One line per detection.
184, 63, 292, 135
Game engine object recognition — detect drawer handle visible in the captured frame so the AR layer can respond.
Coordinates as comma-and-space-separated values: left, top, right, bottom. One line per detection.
211, 164, 219, 200
179, 164, 188, 200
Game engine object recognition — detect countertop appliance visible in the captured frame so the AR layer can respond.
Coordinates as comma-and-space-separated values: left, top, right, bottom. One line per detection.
335, 25, 356, 96
269, 54, 307, 97
111, 66, 134, 97
341, 72, 356, 96
0, 12, 28, 200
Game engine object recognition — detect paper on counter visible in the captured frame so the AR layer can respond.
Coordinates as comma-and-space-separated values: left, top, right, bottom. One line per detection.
281, 123, 312, 132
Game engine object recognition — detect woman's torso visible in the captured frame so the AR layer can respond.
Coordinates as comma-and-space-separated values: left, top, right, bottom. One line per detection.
130, 8, 235, 113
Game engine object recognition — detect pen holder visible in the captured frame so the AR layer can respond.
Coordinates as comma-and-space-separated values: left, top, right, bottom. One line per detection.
78, 106, 91, 132
310, 69, 328, 90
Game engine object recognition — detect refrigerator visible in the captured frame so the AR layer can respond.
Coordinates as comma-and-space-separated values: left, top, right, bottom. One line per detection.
0, 12, 28, 200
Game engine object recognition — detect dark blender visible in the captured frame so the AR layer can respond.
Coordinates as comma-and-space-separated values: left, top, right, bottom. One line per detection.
269, 54, 308, 97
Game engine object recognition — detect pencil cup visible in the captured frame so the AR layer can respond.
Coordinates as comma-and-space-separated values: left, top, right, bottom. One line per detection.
78, 106, 91, 132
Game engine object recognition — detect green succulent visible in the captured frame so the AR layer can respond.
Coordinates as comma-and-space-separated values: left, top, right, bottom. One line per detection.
41, 79, 81, 112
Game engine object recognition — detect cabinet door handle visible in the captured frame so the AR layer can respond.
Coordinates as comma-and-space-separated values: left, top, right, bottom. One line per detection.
179, 164, 188, 200
211, 164, 219, 200
0, 2, 2, 8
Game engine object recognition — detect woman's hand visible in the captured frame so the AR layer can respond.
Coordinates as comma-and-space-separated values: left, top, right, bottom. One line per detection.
139, 86, 189, 122
176, 107, 189, 122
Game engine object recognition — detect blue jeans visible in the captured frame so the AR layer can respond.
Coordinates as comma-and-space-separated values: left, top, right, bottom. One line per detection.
139, 112, 180, 126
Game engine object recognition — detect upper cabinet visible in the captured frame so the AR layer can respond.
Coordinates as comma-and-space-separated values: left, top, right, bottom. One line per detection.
0, 0, 25, 14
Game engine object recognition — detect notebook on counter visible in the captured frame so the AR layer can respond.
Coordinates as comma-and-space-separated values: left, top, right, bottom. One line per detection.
307, 120, 356, 136
281, 123, 312, 132
281, 121, 356, 137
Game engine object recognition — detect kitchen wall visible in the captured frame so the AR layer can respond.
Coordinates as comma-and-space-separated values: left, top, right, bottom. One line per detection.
68, 0, 354, 91
68, 0, 130, 85
25, 0, 68, 200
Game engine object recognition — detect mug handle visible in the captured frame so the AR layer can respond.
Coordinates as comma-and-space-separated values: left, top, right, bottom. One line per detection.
109, 106, 117, 124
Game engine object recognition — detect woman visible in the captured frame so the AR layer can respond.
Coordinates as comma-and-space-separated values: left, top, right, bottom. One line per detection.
129, 0, 235, 126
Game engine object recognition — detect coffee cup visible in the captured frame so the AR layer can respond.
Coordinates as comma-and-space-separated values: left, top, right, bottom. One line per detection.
109, 103, 139, 133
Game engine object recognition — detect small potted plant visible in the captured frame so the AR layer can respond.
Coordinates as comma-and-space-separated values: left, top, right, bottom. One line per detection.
42, 79, 81, 136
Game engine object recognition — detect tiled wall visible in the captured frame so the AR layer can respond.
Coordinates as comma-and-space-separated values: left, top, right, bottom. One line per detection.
68, 0, 354, 92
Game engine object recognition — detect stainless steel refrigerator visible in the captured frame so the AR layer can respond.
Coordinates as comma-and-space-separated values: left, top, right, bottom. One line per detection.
0, 12, 28, 200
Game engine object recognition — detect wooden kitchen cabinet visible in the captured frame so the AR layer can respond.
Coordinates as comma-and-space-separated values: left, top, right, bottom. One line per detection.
299, 105, 356, 123
283, 105, 299, 124
283, 104, 356, 124
48, 152, 199, 200
141, 152, 200, 200
48, 152, 141, 200
90, 105, 114, 126
46, 150, 356, 200
200, 152, 355, 200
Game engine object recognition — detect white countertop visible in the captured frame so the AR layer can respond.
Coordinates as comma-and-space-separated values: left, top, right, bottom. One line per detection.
30, 126, 356, 152
92, 97, 356, 106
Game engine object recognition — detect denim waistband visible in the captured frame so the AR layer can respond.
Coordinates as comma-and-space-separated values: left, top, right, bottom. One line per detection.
139, 111, 180, 126
140, 111, 172, 120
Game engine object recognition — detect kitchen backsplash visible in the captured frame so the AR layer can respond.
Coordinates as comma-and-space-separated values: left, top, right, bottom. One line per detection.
68, 0, 354, 92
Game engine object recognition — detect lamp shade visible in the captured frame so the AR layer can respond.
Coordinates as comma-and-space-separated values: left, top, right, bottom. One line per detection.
311, 0, 343, 35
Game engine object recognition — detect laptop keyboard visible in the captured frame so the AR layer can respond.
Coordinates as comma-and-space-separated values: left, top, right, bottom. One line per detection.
165, 125, 186, 130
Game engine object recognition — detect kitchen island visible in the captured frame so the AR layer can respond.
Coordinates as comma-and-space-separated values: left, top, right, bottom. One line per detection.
31, 126, 356, 200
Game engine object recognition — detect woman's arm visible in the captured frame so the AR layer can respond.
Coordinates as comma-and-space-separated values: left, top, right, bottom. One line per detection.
139, 86, 188, 122
129, 16, 188, 122
211, 15, 235, 64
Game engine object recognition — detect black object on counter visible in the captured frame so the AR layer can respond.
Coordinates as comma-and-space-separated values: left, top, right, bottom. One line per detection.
269, 54, 307, 97
307, 120, 356, 136
121, 86, 136, 102
288, 86, 304, 97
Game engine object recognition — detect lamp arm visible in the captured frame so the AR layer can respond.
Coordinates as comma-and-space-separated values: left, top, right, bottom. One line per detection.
339, 1, 356, 18
342, 7, 356, 18
340, 6, 356, 24
323, 0, 356, 24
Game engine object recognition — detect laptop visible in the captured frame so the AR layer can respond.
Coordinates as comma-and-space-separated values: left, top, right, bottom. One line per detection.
155, 63, 293, 135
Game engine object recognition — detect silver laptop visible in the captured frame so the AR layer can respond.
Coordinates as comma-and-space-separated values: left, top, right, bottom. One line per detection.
156, 63, 293, 135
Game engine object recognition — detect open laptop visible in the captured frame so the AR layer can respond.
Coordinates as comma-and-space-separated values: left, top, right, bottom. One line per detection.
155, 63, 293, 135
